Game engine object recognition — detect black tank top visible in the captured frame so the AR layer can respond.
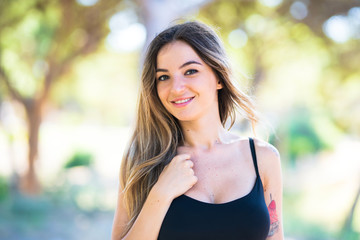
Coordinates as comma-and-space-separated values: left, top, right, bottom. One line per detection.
157, 138, 270, 240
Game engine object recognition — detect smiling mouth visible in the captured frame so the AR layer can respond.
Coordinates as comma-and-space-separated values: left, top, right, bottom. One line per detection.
171, 97, 194, 104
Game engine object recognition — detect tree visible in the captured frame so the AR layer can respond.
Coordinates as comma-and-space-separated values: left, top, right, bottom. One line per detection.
199, 0, 360, 141
0, 0, 215, 196
135, 0, 213, 59
0, 0, 120, 194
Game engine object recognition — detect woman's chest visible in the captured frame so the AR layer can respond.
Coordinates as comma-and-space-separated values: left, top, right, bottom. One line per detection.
158, 176, 270, 240
183, 151, 256, 204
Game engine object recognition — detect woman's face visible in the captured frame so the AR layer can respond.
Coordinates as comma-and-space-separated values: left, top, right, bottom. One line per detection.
156, 40, 222, 122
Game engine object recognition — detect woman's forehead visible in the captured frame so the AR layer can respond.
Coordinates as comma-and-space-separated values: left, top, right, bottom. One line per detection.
156, 41, 203, 68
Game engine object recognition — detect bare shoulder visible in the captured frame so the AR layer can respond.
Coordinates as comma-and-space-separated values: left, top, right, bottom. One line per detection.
229, 135, 280, 165
252, 137, 280, 161
251, 137, 281, 185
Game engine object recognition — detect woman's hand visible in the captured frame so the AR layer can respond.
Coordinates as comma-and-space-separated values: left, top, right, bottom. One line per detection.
152, 154, 197, 201
112, 154, 196, 240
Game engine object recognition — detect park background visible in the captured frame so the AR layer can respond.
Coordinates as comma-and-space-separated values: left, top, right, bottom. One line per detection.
0, 0, 359, 239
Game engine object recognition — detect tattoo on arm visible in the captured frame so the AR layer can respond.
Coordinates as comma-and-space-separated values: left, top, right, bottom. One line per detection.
268, 194, 279, 236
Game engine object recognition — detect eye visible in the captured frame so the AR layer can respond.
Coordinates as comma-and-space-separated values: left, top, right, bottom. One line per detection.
158, 75, 169, 81
185, 69, 198, 75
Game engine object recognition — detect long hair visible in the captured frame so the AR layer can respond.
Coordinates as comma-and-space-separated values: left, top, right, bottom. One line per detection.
119, 21, 258, 237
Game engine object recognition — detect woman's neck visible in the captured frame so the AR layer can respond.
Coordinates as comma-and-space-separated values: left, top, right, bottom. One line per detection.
179, 115, 232, 150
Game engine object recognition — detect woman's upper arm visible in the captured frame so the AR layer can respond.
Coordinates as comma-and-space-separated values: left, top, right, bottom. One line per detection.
111, 185, 129, 240
254, 138, 284, 240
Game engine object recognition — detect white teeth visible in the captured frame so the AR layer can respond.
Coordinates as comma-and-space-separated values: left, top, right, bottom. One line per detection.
174, 97, 193, 104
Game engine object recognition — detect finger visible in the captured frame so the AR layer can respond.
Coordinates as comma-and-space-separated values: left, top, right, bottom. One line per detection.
185, 160, 194, 168
174, 154, 191, 162
180, 154, 191, 160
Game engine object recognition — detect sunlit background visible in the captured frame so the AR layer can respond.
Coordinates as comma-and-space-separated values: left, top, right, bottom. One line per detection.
0, 0, 359, 239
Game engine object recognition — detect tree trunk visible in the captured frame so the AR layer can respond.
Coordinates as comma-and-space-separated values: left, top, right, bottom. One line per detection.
138, 0, 213, 57
20, 98, 42, 195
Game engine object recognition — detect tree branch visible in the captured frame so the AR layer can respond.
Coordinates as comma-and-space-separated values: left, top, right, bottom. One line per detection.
0, 64, 25, 104
0, 0, 37, 31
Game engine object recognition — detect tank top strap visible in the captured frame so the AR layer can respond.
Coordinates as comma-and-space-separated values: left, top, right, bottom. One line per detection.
249, 137, 260, 177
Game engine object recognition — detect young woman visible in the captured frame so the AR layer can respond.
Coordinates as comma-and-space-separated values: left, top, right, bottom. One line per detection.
111, 21, 283, 240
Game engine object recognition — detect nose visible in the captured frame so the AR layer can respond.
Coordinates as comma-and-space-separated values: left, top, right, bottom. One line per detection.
170, 74, 186, 94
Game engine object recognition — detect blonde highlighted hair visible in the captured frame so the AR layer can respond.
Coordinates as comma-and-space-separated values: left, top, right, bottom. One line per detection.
120, 21, 258, 237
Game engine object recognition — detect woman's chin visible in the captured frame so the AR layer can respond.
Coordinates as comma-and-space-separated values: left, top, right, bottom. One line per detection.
173, 114, 196, 122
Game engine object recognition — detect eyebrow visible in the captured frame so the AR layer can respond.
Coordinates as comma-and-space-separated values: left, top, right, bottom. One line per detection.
156, 60, 202, 73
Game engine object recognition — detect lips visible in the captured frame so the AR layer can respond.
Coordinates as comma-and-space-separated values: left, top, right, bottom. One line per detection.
171, 97, 194, 104
170, 96, 195, 107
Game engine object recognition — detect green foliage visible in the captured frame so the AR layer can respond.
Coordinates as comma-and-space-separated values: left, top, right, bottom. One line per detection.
0, 176, 113, 239
282, 191, 337, 239
199, 0, 360, 139
284, 215, 335, 239
64, 151, 94, 169
0, 176, 9, 202
0, 0, 121, 99
340, 231, 360, 240
287, 108, 324, 160
270, 106, 342, 164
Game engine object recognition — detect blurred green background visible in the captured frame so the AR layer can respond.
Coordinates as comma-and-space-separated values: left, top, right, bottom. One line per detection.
0, 0, 359, 239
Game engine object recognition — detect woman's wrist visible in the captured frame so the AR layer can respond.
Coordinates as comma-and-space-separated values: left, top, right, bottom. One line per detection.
149, 183, 174, 205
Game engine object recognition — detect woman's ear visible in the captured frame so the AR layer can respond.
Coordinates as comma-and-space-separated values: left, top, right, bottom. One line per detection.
216, 80, 223, 90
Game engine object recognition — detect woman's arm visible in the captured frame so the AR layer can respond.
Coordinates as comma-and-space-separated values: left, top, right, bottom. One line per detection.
254, 138, 284, 240
111, 184, 173, 240
111, 154, 197, 240
111, 185, 129, 240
